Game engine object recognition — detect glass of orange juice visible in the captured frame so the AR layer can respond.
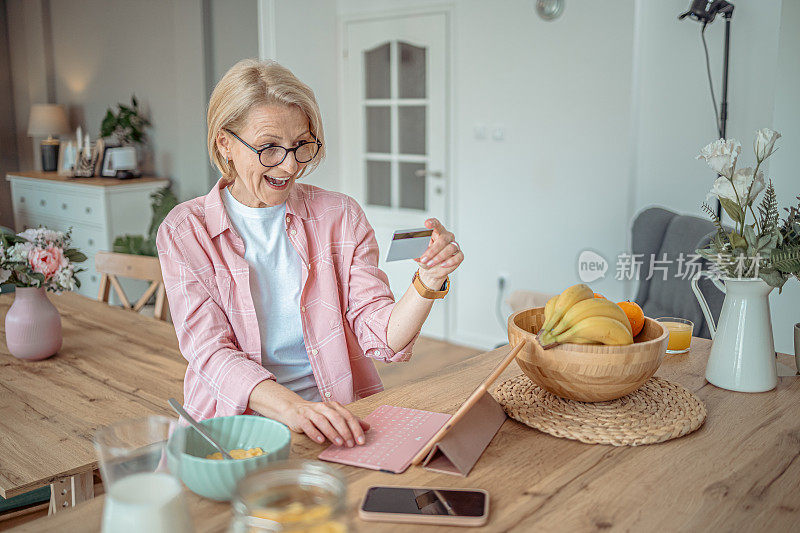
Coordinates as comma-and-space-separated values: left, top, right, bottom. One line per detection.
656, 317, 694, 355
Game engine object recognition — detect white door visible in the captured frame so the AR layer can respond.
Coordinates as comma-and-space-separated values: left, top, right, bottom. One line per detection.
343, 12, 449, 339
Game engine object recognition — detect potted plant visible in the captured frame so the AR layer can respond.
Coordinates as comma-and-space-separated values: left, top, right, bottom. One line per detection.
1, 228, 87, 360
100, 95, 152, 175
100, 94, 151, 146
691, 128, 800, 392
113, 186, 179, 256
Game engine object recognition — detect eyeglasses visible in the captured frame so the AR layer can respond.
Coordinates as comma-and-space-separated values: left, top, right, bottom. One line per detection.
224, 129, 322, 168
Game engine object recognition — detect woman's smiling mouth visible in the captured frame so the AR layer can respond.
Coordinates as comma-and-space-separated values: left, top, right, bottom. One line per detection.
264, 174, 291, 189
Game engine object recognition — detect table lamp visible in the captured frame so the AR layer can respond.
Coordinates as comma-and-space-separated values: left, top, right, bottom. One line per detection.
27, 104, 70, 172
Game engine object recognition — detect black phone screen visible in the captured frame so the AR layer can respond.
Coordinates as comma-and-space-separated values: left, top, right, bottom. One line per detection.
361, 487, 486, 517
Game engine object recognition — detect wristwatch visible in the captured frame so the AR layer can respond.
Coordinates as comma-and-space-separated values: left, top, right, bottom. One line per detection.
412, 270, 450, 300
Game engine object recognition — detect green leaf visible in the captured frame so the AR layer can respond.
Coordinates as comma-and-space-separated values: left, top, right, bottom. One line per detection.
757, 181, 779, 236
702, 202, 731, 247
147, 187, 178, 238
64, 249, 87, 263
729, 232, 747, 251
100, 110, 116, 137
771, 247, 800, 274
759, 269, 787, 291
720, 198, 745, 224
743, 225, 756, 245
755, 233, 777, 252
1, 233, 24, 247
112, 235, 157, 257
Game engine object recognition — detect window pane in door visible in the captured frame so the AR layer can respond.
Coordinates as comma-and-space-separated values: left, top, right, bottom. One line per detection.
366, 106, 391, 153
398, 42, 426, 99
365, 43, 391, 99
399, 162, 426, 210
398, 106, 426, 155
366, 160, 391, 207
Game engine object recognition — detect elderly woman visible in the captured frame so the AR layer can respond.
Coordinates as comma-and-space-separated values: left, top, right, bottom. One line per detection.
157, 59, 463, 449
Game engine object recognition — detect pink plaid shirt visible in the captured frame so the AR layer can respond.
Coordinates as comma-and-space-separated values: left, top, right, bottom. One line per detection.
156, 179, 418, 420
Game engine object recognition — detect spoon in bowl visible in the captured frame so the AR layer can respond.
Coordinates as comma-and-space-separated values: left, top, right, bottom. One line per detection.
168, 398, 234, 460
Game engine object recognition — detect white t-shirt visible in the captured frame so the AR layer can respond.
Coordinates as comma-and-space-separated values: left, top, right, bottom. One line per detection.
221, 187, 321, 401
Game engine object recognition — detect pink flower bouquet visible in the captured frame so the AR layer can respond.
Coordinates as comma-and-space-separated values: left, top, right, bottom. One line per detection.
0, 227, 87, 292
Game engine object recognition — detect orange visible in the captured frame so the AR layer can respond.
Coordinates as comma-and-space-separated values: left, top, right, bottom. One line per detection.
593, 293, 606, 299
617, 301, 645, 337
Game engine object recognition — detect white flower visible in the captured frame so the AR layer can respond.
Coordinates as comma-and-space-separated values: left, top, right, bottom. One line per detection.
697, 138, 741, 178
0, 268, 10, 284
755, 128, 780, 160
53, 264, 76, 291
18, 228, 64, 246
18, 228, 43, 242
706, 167, 765, 207
7, 242, 33, 262
43, 229, 64, 244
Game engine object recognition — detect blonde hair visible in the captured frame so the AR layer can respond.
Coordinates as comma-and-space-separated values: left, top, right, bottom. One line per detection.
207, 59, 326, 184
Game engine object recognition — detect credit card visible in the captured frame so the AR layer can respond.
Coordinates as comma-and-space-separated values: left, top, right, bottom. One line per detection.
385, 228, 433, 262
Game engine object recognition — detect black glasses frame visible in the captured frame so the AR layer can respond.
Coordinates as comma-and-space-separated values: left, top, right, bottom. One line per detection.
224, 128, 322, 168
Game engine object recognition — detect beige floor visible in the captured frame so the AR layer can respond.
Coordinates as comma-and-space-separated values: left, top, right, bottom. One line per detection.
373, 336, 483, 389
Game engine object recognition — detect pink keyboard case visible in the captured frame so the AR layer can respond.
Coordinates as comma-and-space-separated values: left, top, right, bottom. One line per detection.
317, 405, 451, 474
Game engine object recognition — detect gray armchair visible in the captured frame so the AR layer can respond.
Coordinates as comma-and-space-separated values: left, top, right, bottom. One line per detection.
632, 207, 724, 339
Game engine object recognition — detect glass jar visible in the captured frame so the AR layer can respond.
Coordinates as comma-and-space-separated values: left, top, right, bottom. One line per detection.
230, 460, 348, 533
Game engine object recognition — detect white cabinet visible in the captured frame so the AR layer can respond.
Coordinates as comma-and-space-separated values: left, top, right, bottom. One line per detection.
6, 172, 170, 299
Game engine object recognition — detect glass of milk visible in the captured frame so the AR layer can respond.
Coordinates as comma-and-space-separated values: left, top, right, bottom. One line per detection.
94, 416, 193, 533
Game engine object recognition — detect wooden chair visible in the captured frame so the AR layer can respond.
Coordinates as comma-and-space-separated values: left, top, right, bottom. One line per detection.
94, 251, 168, 321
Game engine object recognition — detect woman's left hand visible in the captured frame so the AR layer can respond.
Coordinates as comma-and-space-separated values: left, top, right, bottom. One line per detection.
414, 218, 464, 287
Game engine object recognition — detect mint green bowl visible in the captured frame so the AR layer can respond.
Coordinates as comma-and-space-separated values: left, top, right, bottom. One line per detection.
167, 415, 291, 501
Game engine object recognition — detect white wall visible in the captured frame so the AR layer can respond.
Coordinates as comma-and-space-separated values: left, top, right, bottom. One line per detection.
632, 0, 782, 213
267, 0, 341, 192
769, 0, 800, 355
449, 0, 636, 348
632, 0, 799, 355
7, 0, 259, 202
264, 0, 799, 354
339, 0, 638, 348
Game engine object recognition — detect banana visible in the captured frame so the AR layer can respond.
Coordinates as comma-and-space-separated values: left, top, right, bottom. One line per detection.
549, 297, 633, 337
540, 284, 594, 333
553, 316, 634, 346
543, 296, 557, 325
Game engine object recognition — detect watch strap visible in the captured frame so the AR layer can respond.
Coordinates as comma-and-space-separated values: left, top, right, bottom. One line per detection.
412, 270, 450, 299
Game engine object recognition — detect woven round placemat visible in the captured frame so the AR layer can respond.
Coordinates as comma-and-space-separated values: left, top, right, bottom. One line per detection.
492, 375, 706, 446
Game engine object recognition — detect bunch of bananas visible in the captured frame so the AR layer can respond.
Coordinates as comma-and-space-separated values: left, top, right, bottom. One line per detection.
537, 284, 634, 349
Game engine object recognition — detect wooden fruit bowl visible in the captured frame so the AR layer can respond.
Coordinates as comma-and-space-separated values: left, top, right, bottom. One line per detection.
507, 306, 669, 402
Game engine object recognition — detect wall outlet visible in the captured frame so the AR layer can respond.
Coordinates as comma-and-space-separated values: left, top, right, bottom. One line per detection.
497, 272, 509, 290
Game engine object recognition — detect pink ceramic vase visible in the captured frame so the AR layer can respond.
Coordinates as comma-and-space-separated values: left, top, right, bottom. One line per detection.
4, 287, 62, 360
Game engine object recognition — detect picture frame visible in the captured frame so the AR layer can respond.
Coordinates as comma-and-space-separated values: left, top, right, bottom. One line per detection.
99, 143, 120, 177
57, 139, 78, 176
92, 138, 105, 176
72, 138, 104, 177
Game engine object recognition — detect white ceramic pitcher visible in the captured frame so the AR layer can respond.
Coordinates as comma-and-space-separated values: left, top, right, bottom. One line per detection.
691, 272, 777, 392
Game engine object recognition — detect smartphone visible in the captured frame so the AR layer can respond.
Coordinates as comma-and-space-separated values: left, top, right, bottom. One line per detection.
359, 486, 489, 527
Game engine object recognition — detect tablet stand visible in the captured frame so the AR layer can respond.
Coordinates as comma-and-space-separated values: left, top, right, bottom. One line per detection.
421, 392, 506, 476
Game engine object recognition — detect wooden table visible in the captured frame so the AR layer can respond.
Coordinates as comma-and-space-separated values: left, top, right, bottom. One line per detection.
17, 334, 800, 531
0, 292, 184, 513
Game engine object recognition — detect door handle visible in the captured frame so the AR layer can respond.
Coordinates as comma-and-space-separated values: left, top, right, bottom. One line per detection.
414, 169, 444, 178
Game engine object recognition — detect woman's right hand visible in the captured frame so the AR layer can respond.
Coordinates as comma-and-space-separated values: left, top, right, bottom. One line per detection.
248, 380, 369, 447
285, 400, 370, 447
